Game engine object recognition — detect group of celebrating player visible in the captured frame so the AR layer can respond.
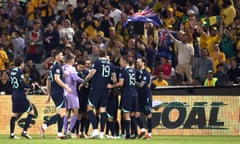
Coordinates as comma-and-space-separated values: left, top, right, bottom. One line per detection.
9, 49, 153, 140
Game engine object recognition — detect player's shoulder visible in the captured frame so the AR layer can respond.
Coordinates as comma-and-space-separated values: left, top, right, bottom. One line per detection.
10, 67, 20, 75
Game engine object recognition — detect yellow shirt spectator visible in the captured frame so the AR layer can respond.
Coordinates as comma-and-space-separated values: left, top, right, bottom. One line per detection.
0, 48, 9, 71
152, 79, 169, 86
32, 0, 56, 17
210, 43, 226, 72
26, 1, 35, 21
152, 71, 169, 87
220, 4, 236, 26
200, 28, 221, 55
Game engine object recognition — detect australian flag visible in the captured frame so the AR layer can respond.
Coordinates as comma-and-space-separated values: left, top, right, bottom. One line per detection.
125, 7, 163, 26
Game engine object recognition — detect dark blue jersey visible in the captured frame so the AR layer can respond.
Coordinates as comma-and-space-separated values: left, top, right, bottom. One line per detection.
119, 66, 138, 97
90, 58, 115, 87
78, 69, 89, 80
136, 68, 151, 98
48, 61, 64, 95
10, 67, 32, 92
77, 69, 90, 94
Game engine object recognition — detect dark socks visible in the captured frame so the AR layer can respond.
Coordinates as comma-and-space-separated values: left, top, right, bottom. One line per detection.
115, 121, 119, 136
80, 117, 85, 132
100, 113, 106, 132
24, 114, 34, 131
85, 118, 90, 134
73, 119, 80, 134
130, 116, 137, 135
10, 117, 17, 134
147, 118, 152, 133
87, 110, 97, 129
57, 117, 64, 133
46, 114, 60, 127
124, 120, 130, 137
136, 117, 144, 129
106, 121, 110, 135
108, 121, 115, 136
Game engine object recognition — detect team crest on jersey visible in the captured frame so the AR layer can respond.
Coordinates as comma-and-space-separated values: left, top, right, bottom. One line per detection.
56, 69, 60, 74
139, 75, 142, 79
143, 76, 147, 81
21, 74, 24, 79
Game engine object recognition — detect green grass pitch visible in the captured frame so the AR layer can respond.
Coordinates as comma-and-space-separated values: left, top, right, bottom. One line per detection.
0, 135, 239, 144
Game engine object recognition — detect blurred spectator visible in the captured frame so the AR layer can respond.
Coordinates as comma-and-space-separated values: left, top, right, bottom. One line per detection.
65, 4, 74, 23
89, 44, 99, 62
200, 25, 223, 56
26, 0, 36, 27
24, 62, 40, 84
1, 33, 10, 52
107, 26, 123, 52
13, 6, 25, 31
84, 0, 98, 14
6, 0, 17, 19
220, 26, 236, 60
107, 1, 122, 26
56, 9, 66, 25
25, 21, 43, 63
210, 0, 220, 16
180, 9, 200, 35
166, 29, 194, 84
98, 8, 114, 38
0, 46, 9, 71
72, 0, 85, 25
0, 70, 12, 95
10, 31, 25, 59
145, 37, 157, 72
210, 42, 226, 72
36, 0, 55, 27
109, 46, 121, 67
220, 0, 236, 26
76, 31, 89, 53
115, 12, 130, 44
204, 70, 218, 87
163, 7, 176, 28
227, 58, 240, 84
93, 4, 104, 20
41, 49, 55, 70
79, 8, 99, 38
193, 48, 214, 84
151, 71, 169, 88
91, 31, 107, 50
214, 63, 229, 86
59, 19, 75, 45
55, 0, 69, 14
154, 56, 172, 79
43, 23, 60, 58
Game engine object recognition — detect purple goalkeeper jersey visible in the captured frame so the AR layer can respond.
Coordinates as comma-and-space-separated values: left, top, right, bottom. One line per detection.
63, 64, 83, 109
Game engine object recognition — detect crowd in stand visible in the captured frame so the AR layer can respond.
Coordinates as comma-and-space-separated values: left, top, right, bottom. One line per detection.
1, 0, 240, 95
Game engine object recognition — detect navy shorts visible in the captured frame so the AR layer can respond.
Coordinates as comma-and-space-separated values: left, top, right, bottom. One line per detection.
120, 95, 138, 113
137, 94, 152, 115
12, 92, 32, 113
51, 92, 65, 109
78, 90, 89, 112
107, 91, 119, 119
88, 86, 108, 108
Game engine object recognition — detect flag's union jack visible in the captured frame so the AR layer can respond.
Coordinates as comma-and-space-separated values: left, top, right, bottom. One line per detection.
126, 7, 163, 26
